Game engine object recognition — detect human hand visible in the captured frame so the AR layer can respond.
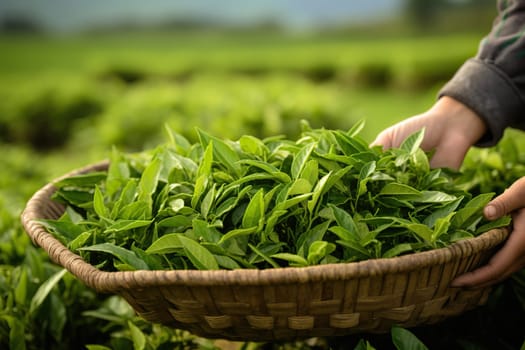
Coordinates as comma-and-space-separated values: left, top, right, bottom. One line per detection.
452, 177, 525, 288
372, 96, 486, 170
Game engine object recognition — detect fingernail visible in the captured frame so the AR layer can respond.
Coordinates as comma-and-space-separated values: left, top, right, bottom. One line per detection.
485, 205, 497, 219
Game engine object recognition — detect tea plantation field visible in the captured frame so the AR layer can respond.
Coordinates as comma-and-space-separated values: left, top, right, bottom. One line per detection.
1, 31, 525, 349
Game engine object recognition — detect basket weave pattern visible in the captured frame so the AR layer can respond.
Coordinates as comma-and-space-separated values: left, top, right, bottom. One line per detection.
22, 162, 508, 341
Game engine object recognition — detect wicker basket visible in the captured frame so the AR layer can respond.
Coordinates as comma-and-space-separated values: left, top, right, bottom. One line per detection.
22, 161, 509, 341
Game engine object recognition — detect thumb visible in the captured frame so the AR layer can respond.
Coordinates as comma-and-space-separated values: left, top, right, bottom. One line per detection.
485, 177, 525, 220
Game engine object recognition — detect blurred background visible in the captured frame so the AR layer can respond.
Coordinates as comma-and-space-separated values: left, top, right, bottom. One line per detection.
7, 2, 525, 350
0, 0, 496, 165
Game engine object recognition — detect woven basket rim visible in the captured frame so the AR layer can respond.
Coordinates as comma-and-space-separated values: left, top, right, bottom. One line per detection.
21, 161, 509, 294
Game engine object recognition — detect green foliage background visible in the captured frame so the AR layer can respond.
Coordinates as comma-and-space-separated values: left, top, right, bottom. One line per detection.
1, 24, 525, 349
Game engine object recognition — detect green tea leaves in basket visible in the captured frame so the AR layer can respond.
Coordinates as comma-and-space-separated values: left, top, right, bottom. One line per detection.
42, 122, 508, 271
78, 243, 151, 271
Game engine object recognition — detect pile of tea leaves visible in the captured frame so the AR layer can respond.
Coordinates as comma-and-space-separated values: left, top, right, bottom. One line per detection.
39, 121, 509, 271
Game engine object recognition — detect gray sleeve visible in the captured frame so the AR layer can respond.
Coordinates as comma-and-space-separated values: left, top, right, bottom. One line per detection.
438, 0, 525, 147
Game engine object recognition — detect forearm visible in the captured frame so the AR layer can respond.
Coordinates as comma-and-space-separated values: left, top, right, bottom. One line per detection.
439, 0, 525, 147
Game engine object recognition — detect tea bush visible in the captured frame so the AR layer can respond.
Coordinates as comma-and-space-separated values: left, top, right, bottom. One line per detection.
70, 74, 354, 152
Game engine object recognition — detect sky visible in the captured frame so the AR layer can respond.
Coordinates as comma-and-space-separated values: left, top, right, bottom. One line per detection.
0, 0, 403, 33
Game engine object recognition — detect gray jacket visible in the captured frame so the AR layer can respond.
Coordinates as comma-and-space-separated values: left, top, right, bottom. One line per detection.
439, 0, 525, 147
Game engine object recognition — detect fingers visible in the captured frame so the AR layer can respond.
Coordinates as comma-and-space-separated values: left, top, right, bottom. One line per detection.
427, 131, 473, 170
428, 144, 463, 170
371, 116, 432, 152
484, 177, 525, 220
372, 121, 467, 170
456, 178, 525, 288
451, 208, 525, 288
450, 249, 525, 289
370, 129, 393, 150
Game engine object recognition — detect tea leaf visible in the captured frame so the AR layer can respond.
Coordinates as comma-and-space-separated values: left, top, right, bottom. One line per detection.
330, 204, 359, 238
451, 193, 494, 228
238, 159, 283, 177
334, 130, 368, 155
104, 220, 152, 233
1, 315, 26, 350
79, 243, 150, 270
382, 243, 414, 258
107, 148, 130, 198
423, 197, 463, 227
330, 226, 355, 242
263, 209, 288, 239
146, 233, 183, 254
214, 255, 242, 269
198, 142, 213, 177
200, 183, 216, 219
357, 161, 376, 199
191, 174, 208, 209
248, 243, 281, 268
93, 186, 109, 219
379, 183, 421, 196
353, 339, 377, 350
218, 226, 257, 245
239, 135, 267, 157
85, 346, 112, 350
137, 157, 161, 203
307, 172, 330, 213
275, 193, 312, 210
37, 219, 86, 242
242, 189, 265, 229
300, 159, 319, 187
197, 128, 241, 177
175, 234, 219, 270
288, 178, 313, 195
214, 196, 239, 218
475, 216, 511, 234
52, 189, 93, 207
416, 191, 457, 203
465, 192, 495, 208
53, 172, 107, 189
307, 241, 336, 265
14, 267, 28, 306
431, 212, 454, 242
158, 215, 193, 230
411, 148, 430, 174
297, 221, 330, 256
391, 325, 429, 350
29, 268, 68, 315
347, 119, 366, 137
400, 129, 425, 155
111, 179, 138, 219
118, 200, 151, 220
337, 239, 371, 260
69, 231, 93, 252
291, 143, 316, 179
405, 223, 433, 243
192, 219, 222, 243
271, 253, 308, 266
128, 321, 146, 350
228, 172, 290, 187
